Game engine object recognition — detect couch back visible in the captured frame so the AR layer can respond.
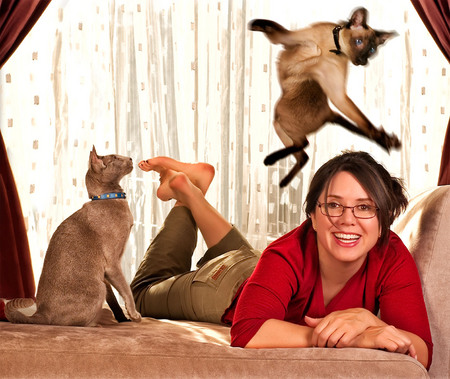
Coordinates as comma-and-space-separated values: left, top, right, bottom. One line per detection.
394, 185, 450, 378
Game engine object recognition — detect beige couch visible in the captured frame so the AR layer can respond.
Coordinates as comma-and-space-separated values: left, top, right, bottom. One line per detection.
1, 186, 449, 379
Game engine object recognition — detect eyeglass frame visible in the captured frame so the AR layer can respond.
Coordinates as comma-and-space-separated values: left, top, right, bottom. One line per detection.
316, 202, 379, 219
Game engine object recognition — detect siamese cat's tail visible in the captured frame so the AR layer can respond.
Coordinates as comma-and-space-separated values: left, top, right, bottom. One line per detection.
4, 298, 45, 324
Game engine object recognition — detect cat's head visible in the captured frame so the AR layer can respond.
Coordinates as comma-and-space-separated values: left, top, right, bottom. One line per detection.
340, 7, 397, 66
86, 146, 133, 195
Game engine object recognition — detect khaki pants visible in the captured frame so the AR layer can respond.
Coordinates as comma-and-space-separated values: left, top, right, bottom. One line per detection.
130, 206, 261, 324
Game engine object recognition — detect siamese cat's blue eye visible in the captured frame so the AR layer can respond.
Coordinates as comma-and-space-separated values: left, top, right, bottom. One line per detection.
355, 39, 363, 46
369, 47, 376, 54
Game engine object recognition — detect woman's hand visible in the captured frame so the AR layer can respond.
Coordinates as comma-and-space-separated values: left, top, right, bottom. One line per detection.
305, 309, 420, 362
346, 325, 417, 358
305, 308, 384, 348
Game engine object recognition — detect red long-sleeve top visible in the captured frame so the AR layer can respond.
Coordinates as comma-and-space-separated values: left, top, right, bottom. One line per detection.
222, 220, 433, 369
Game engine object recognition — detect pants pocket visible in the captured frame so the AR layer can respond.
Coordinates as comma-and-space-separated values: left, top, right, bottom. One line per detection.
193, 245, 261, 289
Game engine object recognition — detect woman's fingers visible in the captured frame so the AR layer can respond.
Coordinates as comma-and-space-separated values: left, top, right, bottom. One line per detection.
306, 309, 372, 347
305, 310, 417, 358
349, 325, 417, 357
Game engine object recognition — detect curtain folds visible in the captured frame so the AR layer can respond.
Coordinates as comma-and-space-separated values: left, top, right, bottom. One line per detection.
0, 0, 51, 318
411, 0, 450, 185
0, 0, 52, 68
0, 133, 35, 298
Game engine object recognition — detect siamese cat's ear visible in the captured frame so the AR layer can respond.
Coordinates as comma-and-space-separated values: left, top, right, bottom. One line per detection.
348, 7, 368, 29
375, 29, 398, 45
89, 146, 105, 172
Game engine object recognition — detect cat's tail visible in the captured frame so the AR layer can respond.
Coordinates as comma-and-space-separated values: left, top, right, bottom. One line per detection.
4, 298, 44, 324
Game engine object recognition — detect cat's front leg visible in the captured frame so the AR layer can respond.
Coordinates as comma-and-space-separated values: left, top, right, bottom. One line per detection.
104, 281, 129, 322
105, 266, 142, 322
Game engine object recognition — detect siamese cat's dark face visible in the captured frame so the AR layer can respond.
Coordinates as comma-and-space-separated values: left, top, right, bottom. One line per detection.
341, 8, 397, 66
343, 28, 396, 66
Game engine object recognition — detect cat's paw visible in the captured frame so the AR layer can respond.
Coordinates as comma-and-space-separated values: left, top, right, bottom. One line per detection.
128, 310, 142, 323
376, 128, 401, 151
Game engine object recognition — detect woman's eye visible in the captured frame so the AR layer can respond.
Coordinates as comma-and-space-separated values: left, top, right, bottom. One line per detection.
328, 202, 341, 209
357, 204, 371, 211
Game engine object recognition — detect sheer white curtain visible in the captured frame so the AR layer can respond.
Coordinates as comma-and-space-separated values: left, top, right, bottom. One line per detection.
0, 0, 448, 285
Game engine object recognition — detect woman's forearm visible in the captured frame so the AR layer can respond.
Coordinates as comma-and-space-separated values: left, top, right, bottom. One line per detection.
245, 319, 314, 348
244, 317, 429, 369
244, 318, 429, 369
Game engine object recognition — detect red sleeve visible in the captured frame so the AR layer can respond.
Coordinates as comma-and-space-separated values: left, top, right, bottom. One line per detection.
230, 251, 298, 347
376, 233, 433, 369
229, 224, 313, 347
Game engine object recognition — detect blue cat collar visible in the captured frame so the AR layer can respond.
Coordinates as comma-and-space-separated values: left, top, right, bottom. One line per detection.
90, 192, 126, 201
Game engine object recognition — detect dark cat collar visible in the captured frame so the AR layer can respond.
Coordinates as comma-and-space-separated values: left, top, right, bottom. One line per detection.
90, 192, 126, 200
329, 25, 342, 55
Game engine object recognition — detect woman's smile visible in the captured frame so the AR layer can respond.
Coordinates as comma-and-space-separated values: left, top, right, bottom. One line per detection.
333, 232, 361, 247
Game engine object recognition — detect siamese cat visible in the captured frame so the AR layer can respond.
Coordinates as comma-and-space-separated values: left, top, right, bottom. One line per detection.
249, 7, 399, 187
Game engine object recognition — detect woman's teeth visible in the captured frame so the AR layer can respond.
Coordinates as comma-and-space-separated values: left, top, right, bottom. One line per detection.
334, 233, 360, 242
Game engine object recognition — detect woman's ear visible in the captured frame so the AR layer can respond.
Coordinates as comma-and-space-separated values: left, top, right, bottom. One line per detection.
310, 213, 317, 231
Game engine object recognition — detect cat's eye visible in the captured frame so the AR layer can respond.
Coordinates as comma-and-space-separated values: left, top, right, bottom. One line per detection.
369, 47, 376, 54
355, 39, 363, 46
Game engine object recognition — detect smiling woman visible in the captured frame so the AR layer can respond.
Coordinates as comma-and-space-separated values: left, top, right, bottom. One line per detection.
229, 151, 432, 370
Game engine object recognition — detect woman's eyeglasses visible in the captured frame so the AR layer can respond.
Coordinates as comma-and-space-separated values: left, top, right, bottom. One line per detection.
317, 202, 378, 219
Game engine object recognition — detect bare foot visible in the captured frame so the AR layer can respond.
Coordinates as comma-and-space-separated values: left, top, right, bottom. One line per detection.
154, 168, 177, 201
168, 172, 203, 206
152, 170, 203, 205
139, 156, 215, 195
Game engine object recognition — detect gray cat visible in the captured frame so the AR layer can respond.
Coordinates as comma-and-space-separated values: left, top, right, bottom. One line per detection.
5, 146, 141, 326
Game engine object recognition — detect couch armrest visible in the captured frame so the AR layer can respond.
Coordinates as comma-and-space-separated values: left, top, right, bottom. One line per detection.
394, 185, 450, 378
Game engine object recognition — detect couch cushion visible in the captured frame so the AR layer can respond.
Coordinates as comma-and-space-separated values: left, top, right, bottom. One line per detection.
394, 185, 450, 378
0, 317, 428, 378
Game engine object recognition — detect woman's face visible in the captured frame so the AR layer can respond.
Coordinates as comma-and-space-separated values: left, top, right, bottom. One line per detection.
310, 171, 380, 268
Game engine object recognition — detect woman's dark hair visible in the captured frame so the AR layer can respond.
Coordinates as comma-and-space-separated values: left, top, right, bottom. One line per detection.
304, 151, 408, 246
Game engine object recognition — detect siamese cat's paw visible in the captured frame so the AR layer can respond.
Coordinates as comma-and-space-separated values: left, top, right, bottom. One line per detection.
376, 128, 401, 151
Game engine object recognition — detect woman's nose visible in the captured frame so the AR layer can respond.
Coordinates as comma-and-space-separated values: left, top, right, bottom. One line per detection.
340, 206, 356, 224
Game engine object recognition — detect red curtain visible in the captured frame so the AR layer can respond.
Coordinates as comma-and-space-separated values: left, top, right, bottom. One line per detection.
0, 0, 52, 319
411, 0, 450, 185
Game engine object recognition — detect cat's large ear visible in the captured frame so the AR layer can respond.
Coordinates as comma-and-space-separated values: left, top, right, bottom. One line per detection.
374, 29, 398, 45
89, 146, 105, 172
348, 7, 368, 30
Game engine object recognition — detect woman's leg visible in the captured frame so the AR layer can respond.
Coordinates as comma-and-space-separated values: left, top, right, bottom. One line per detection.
130, 206, 198, 306
131, 158, 251, 318
131, 157, 244, 317
139, 157, 234, 248
131, 160, 214, 311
